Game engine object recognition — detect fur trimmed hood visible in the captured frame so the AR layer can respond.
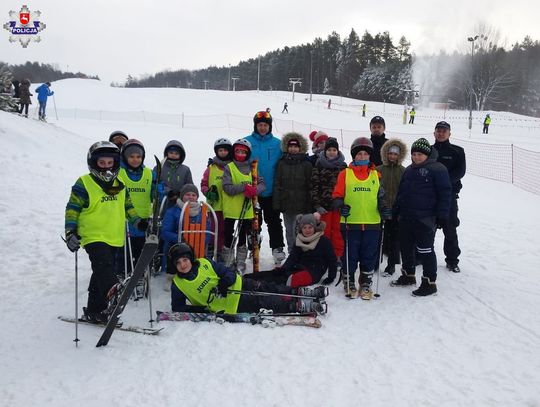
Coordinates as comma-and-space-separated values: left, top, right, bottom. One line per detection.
281, 132, 309, 154
380, 138, 408, 165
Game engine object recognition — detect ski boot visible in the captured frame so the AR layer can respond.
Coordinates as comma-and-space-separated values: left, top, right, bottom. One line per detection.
390, 270, 417, 287
272, 247, 286, 266
359, 285, 374, 300
106, 281, 125, 313
446, 263, 461, 273
297, 285, 328, 299
134, 278, 145, 300
343, 279, 357, 297
81, 307, 109, 325
297, 298, 327, 315
412, 277, 437, 297
236, 245, 248, 274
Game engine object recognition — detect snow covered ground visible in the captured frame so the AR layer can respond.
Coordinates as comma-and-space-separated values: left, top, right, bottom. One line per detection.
1, 79, 540, 406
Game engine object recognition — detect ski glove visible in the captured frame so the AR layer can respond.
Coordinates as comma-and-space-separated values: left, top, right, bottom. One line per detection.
217, 280, 229, 297
380, 207, 392, 220
436, 218, 447, 229
66, 232, 80, 252
316, 206, 328, 215
340, 205, 351, 218
136, 218, 149, 232
243, 184, 257, 198
205, 185, 219, 202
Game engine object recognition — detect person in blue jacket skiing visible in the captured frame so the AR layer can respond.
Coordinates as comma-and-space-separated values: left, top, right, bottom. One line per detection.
244, 111, 286, 265
35, 81, 54, 120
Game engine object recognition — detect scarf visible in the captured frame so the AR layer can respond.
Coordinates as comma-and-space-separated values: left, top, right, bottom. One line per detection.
295, 231, 323, 252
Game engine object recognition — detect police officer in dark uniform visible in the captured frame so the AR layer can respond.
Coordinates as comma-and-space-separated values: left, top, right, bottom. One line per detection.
432, 121, 466, 273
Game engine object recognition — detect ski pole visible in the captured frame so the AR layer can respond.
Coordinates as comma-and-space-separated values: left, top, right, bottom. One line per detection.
374, 220, 385, 299
62, 235, 80, 346
52, 94, 59, 121
344, 216, 352, 298
74, 251, 80, 346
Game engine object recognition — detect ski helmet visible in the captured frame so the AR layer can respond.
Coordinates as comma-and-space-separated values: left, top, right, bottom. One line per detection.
120, 139, 146, 169
253, 110, 272, 133
109, 130, 128, 148
168, 242, 195, 264
350, 137, 373, 159
232, 138, 252, 161
213, 138, 233, 158
87, 141, 121, 182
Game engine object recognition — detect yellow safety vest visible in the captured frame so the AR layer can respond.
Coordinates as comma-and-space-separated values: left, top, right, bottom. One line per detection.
222, 163, 253, 219
341, 168, 381, 224
118, 167, 152, 218
79, 174, 126, 247
173, 258, 243, 314
207, 164, 225, 211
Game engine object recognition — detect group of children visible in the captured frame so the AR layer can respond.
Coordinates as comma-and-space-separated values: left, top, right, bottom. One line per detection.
64, 112, 454, 324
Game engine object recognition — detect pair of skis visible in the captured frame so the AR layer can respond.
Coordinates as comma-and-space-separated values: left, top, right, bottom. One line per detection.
94, 156, 163, 347
156, 310, 322, 328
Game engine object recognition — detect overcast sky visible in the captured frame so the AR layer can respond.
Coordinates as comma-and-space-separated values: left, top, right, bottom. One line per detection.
2, 0, 539, 84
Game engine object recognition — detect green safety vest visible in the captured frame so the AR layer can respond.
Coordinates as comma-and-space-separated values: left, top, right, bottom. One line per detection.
485, 117, 491, 124
79, 174, 126, 247
222, 163, 253, 219
207, 164, 224, 211
118, 167, 152, 218
410, 110, 416, 116
341, 168, 381, 224
173, 258, 243, 314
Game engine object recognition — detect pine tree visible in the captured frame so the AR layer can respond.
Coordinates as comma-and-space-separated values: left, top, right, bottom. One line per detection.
0, 64, 18, 113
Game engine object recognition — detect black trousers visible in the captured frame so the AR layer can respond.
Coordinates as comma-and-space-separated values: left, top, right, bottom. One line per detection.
441, 196, 461, 265
224, 218, 252, 248
236, 279, 296, 314
258, 196, 285, 249
382, 218, 401, 266
84, 242, 122, 312
399, 217, 438, 281
19, 103, 29, 115
483, 124, 489, 134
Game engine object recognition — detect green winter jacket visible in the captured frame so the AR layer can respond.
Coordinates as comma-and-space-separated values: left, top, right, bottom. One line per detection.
376, 138, 407, 208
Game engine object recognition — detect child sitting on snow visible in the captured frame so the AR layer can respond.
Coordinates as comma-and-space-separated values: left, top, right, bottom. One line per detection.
244, 213, 337, 287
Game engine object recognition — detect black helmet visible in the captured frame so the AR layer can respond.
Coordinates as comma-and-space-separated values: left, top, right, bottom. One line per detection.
87, 141, 120, 182
168, 243, 195, 264
109, 130, 129, 148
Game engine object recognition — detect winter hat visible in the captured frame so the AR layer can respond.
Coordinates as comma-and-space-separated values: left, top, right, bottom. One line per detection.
180, 184, 199, 200
169, 243, 195, 264
213, 138, 233, 158
253, 111, 273, 133
370, 116, 386, 127
435, 121, 451, 130
287, 138, 300, 148
411, 138, 432, 156
350, 137, 374, 158
298, 214, 317, 229
324, 137, 339, 152
122, 144, 144, 159
388, 145, 401, 155
309, 131, 329, 147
